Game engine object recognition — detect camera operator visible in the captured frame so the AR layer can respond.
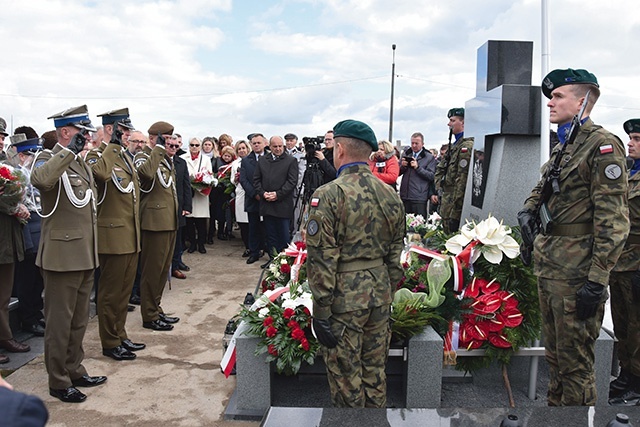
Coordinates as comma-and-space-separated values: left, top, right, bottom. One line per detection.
315, 130, 336, 183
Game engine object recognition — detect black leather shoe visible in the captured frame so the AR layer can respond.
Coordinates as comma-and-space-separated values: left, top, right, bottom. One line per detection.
198, 245, 206, 254
122, 339, 146, 352
143, 319, 174, 331
178, 262, 190, 271
206, 238, 214, 245
102, 345, 137, 361
187, 246, 196, 254
23, 322, 45, 337
242, 249, 251, 257
159, 313, 180, 324
127, 304, 136, 312
71, 375, 107, 388
129, 295, 141, 305
246, 255, 259, 264
50, 387, 87, 403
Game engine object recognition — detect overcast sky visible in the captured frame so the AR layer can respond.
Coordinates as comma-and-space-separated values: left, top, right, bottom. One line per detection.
1, 0, 639, 149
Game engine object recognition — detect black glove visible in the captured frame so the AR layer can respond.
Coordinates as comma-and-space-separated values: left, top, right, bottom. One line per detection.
110, 123, 123, 146
156, 133, 166, 147
519, 242, 532, 266
448, 219, 459, 234
312, 318, 338, 348
632, 271, 640, 302
67, 131, 87, 155
576, 280, 605, 320
517, 209, 538, 247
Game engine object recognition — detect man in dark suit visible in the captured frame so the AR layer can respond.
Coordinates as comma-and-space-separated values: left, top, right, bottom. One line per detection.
240, 133, 267, 264
169, 134, 192, 280
254, 135, 298, 259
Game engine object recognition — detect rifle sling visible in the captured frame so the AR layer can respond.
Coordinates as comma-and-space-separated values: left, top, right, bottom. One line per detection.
547, 222, 593, 236
626, 234, 640, 245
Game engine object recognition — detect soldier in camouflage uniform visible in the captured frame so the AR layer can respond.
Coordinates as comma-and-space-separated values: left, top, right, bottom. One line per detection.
431, 107, 474, 233
608, 119, 640, 405
519, 69, 629, 406
306, 120, 405, 408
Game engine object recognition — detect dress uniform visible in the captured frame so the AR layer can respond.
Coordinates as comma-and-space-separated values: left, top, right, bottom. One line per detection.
608, 118, 640, 405
521, 69, 629, 406
31, 105, 107, 403
433, 107, 474, 233
134, 121, 179, 331
86, 108, 144, 360
306, 120, 405, 408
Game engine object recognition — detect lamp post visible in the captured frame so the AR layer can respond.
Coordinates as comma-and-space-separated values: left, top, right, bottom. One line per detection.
388, 44, 396, 143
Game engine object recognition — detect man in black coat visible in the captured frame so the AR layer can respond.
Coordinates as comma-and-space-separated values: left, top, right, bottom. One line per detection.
0, 375, 48, 426
240, 133, 267, 264
254, 135, 298, 260
170, 135, 192, 279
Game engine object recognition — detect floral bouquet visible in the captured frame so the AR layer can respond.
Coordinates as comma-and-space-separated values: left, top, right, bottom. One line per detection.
217, 163, 235, 196
261, 241, 307, 293
0, 164, 28, 217
190, 169, 217, 197
240, 281, 320, 375
405, 212, 441, 245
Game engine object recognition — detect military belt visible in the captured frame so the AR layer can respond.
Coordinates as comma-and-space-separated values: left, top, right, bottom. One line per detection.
627, 234, 640, 244
548, 222, 593, 236
337, 258, 384, 273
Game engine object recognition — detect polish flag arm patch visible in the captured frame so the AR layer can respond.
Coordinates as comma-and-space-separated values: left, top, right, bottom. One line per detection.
310, 197, 320, 207
599, 144, 613, 154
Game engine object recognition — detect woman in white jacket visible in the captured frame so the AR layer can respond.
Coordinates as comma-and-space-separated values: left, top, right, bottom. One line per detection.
230, 140, 250, 257
181, 137, 213, 254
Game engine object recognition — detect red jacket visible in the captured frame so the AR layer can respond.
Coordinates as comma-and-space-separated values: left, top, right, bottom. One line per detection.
368, 155, 399, 186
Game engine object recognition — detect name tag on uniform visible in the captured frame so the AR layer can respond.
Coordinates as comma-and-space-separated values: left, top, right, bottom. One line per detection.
375, 162, 385, 168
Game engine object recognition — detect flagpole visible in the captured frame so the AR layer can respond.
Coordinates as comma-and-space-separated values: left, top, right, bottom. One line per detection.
388, 44, 396, 143
540, 0, 550, 167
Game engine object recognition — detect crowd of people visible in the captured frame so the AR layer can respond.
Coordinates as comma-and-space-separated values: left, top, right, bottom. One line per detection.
0, 66, 638, 414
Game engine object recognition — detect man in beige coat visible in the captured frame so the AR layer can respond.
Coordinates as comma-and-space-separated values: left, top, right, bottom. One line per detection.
31, 105, 107, 403
86, 108, 145, 361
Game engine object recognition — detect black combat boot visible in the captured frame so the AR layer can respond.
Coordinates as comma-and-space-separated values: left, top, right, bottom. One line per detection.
609, 373, 640, 406
610, 368, 633, 398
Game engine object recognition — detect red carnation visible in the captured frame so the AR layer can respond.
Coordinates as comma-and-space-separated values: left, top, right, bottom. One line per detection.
291, 328, 306, 341
266, 326, 278, 338
287, 320, 300, 330
263, 316, 274, 327
303, 307, 311, 316
300, 338, 310, 351
268, 344, 278, 356
280, 264, 291, 274
283, 308, 295, 319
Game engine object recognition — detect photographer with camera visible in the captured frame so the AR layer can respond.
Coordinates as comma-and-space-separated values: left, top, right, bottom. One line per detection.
399, 132, 436, 217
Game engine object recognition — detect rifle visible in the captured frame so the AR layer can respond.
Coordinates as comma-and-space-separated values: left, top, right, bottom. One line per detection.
520, 90, 591, 264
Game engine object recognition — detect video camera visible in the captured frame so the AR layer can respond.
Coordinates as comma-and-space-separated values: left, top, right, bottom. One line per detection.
302, 136, 323, 159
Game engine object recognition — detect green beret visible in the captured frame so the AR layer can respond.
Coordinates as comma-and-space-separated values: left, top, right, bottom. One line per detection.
447, 108, 464, 118
148, 121, 174, 136
624, 119, 640, 135
541, 68, 599, 99
333, 119, 378, 151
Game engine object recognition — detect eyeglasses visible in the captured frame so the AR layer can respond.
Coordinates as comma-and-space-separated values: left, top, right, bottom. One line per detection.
129, 139, 145, 144
190, 144, 200, 147
167, 144, 181, 149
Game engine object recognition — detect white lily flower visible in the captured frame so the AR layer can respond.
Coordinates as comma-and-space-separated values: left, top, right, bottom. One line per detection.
481, 244, 504, 264
498, 234, 520, 259
258, 307, 270, 318
474, 216, 507, 246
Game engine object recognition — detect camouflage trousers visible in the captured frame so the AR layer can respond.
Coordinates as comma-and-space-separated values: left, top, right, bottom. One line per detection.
322, 305, 391, 408
609, 271, 640, 376
538, 277, 606, 406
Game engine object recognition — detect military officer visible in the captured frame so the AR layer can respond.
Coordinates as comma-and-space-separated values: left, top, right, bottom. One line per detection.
86, 108, 145, 361
134, 121, 181, 331
0, 117, 8, 160
608, 119, 640, 405
31, 105, 107, 403
431, 107, 474, 233
519, 69, 629, 406
306, 120, 405, 408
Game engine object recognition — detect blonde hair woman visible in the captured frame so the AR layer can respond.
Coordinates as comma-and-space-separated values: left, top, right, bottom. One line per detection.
368, 140, 399, 188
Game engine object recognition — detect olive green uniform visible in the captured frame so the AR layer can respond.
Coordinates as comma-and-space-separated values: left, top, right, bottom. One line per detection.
31, 144, 99, 389
86, 142, 141, 348
434, 136, 473, 233
134, 145, 178, 323
610, 168, 640, 377
306, 163, 405, 408
523, 119, 629, 405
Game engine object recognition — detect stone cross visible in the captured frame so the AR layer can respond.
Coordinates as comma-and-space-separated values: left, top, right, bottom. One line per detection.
461, 40, 542, 226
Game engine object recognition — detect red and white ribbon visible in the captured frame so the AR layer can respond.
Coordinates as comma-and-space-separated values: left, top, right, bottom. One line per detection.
221, 286, 290, 378
284, 243, 307, 283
